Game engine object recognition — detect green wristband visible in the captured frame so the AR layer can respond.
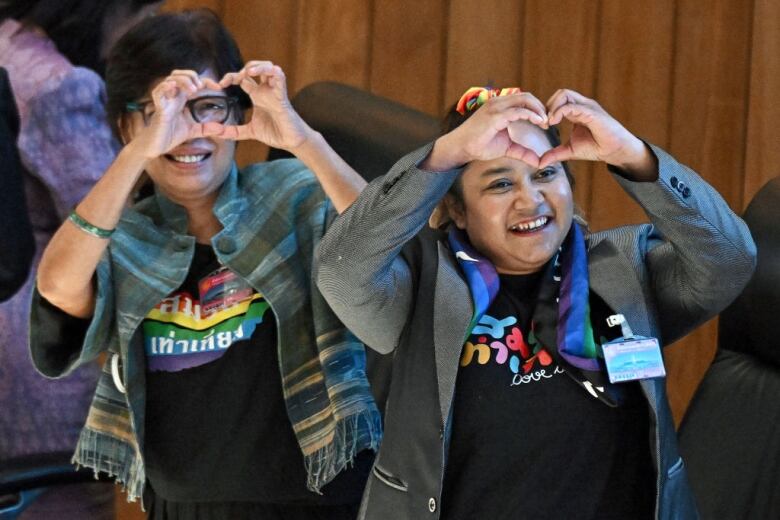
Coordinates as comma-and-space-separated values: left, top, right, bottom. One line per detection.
68, 210, 115, 239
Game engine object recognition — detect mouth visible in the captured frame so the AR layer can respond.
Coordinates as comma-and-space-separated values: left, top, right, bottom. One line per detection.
508, 216, 551, 235
165, 153, 212, 165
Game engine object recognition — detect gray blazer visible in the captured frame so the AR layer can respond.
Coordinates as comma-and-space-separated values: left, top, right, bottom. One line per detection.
315, 143, 756, 520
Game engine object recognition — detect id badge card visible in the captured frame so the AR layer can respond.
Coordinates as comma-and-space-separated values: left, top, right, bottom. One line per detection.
602, 336, 666, 384
198, 266, 254, 314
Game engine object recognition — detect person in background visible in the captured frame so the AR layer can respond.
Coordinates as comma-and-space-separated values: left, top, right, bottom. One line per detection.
315, 87, 756, 519
0, 1, 163, 518
31, 9, 380, 520
0, 67, 34, 301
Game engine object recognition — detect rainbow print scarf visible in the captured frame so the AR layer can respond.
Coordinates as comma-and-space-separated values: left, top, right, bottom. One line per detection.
448, 224, 615, 403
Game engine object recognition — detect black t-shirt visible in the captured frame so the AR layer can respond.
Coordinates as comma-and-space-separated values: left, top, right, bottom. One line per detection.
143, 244, 372, 515
441, 272, 655, 520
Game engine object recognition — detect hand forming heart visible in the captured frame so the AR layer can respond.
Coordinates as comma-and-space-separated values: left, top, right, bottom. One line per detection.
536, 89, 648, 171
132, 61, 311, 158
207, 60, 311, 151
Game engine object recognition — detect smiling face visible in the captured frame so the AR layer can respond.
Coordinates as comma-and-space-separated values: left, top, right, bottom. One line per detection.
446, 121, 574, 275
122, 71, 237, 207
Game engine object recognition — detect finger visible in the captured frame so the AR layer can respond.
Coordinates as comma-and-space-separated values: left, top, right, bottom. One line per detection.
246, 62, 279, 85
201, 77, 223, 91
239, 76, 260, 98
517, 92, 547, 122
186, 122, 210, 141
207, 122, 253, 141
488, 93, 548, 124
200, 121, 226, 138
241, 74, 259, 88
546, 88, 598, 116
492, 103, 552, 132
152, 79, 177, 98
538, 144, 574, 169
547, 103, 598, 127
502, 108, 547, 128
169, 70, 204, 90
170, 69, 203, 86
151, 80, 182, 107
218, 72, 244, 88
244, 60, 274, 74
266, 66, 288, 97
506, 142, 541, 168
166, 73, 203, 97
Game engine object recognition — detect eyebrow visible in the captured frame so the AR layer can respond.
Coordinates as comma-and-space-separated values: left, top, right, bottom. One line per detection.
480, 166, 514, 178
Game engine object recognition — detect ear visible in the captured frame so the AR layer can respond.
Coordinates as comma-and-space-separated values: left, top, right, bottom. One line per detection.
443, 193, 467, 230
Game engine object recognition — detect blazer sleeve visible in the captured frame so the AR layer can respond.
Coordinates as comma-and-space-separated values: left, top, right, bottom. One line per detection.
612, 143, 757, 344
315, 143, 462, 353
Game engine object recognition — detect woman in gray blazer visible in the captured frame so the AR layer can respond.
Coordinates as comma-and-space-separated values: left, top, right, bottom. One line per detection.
315, 87, 756, 520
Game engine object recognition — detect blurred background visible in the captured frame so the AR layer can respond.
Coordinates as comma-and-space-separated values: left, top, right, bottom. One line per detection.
109, 0, 775, 516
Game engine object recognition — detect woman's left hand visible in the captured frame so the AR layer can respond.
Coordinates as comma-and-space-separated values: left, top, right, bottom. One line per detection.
539, 89, 657, 180
210, 61, 311, 151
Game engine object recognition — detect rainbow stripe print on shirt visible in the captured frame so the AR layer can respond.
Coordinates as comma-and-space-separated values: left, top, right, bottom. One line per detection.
143, 290, 271, 373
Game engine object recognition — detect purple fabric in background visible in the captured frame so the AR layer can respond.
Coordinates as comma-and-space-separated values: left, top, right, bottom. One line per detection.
0, 19, 117, 519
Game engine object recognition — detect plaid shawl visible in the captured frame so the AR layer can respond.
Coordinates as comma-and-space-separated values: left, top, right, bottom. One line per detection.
35, 160, 382, 502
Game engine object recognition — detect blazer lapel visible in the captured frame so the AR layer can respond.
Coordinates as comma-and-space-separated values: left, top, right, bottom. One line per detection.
433, 241, 474, 427
587, 239, 652, 338
588, 239, 660, 405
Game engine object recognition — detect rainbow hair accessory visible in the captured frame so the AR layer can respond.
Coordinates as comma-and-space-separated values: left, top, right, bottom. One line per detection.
455, 86, 522, 115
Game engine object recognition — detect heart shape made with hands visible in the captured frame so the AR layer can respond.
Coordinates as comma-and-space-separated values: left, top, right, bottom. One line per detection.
499, 88, 627, 171
506, 120, 545, 166
176, 62, 302, 147
504, 88, 642, 172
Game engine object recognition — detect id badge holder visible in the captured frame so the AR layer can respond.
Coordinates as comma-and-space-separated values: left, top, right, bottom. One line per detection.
601, 314, 666, 384
199, 266, 254, 314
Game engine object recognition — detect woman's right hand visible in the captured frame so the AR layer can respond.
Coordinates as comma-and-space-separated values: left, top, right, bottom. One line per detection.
421, 92, 549, 172
126, 70, 219, 159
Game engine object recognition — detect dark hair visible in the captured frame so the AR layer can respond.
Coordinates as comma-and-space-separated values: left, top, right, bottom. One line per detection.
442, 100, 574, 204
0, 0, 160, 75
105, 8, 251, 138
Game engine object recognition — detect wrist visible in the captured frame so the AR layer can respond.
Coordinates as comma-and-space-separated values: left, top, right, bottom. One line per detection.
419, 135, 468, 172
608, 138, 658, 182
287, 127, 323, 160
122, 139, 156, 165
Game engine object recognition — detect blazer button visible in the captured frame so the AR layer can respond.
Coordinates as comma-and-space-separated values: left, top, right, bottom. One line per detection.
682, 186, 691, 198
428, 497, 437, 513
670, 176, 678, 188
216, 236, 236, 254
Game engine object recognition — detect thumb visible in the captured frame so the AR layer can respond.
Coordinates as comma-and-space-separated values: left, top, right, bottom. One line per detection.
201, 122, 226, 137
506, 143, 540, 169
200, 122, 253, 141
539, 144, 573, 169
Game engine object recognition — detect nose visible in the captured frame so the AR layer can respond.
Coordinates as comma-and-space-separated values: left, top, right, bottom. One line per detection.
512, 184, 545, 213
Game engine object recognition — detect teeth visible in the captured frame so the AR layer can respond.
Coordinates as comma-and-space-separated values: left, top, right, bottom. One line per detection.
171, 154, 207, 163
510, 216, 548, 232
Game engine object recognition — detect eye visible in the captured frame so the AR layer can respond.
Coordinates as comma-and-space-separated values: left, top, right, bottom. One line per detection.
534, 167, 558, 181
486, 179, 513, 192
201, 101, 225, 110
